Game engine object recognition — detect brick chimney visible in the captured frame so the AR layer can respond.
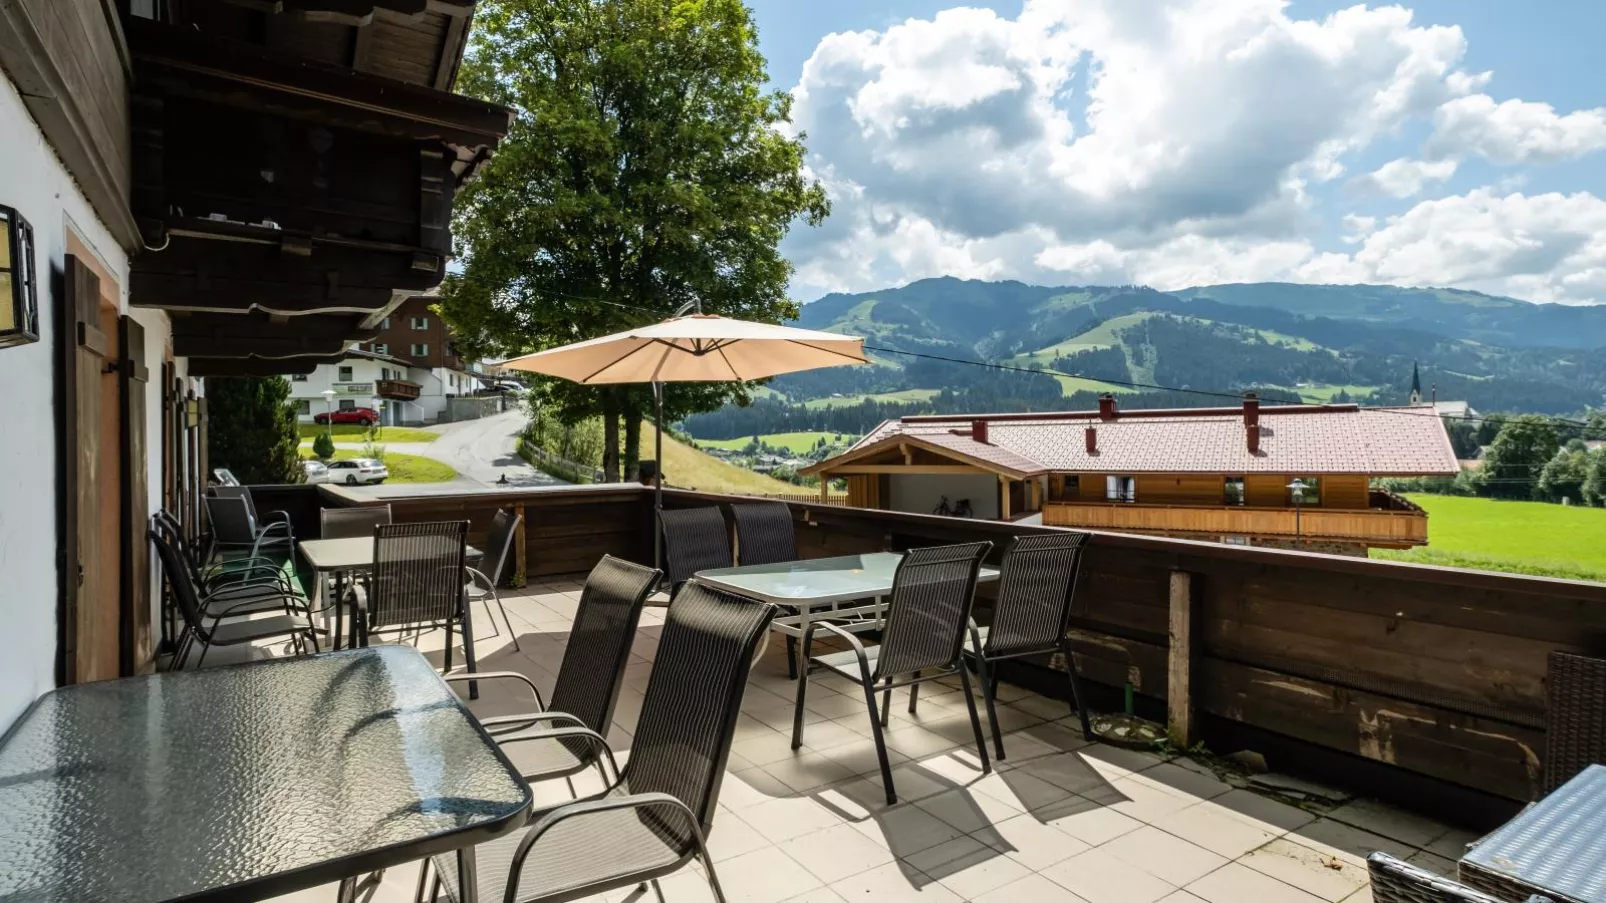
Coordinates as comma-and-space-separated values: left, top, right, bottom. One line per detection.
1085, 426, 1098, 454
1098, 394, 1117, 421
971, 419, 989, 444
1243, 392, 1260, 427
1247, 423, 1261, 454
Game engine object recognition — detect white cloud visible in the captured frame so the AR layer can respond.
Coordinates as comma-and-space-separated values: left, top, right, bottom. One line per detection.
1426, 94, 1606, 163
781, 0, 1606, 305
1349, 157, 1459, 198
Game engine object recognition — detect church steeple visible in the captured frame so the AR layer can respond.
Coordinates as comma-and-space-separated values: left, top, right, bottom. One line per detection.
1409, 361, 1422, 405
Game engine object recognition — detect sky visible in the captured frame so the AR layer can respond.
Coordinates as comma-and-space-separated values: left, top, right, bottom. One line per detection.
743, 0, 1606, 304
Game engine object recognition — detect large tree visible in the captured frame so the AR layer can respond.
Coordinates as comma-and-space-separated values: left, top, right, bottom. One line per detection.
205, 377, 304, 484
1473, 414, 1559, 500
441, 0, 829, 479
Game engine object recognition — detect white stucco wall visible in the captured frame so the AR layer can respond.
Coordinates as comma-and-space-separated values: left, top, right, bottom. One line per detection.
888, 473, 1001, 520
0, 71, 176, 730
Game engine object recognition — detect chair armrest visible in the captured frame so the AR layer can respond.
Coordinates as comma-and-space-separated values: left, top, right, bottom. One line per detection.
510, 791, 705, 881
207, 590, 299, 623
464, 566, 496, 593
802, 620, 876, 682
480, 711, 585, 730
262, 509, 292, 525
494, 724, 621, 783
443, 671, 545, 709
257, 521, 293, 537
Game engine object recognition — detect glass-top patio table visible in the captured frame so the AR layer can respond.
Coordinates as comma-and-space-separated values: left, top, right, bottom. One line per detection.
695, 551, 1000, 667
0, 646, 529, 903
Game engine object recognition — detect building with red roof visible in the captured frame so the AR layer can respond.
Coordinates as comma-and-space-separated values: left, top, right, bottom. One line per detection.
799, 394, 1460, 554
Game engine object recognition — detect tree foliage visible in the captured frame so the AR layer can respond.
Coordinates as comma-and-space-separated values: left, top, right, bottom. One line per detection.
1584, 448, 1606, 507
1472, 414, 1559, 500
205, 377, 303, 484
440, 0, 829, 478
1537, 446, 1591, 503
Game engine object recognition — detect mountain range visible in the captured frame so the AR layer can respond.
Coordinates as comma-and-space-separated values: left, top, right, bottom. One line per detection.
680, 278, 1606, 440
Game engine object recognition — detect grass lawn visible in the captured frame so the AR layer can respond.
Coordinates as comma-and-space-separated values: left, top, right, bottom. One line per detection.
1372, 494, 1606, 582
298, 424, 439, 442
801, 389, 940, 409
305, 449, 457, 484
647, 424, 809, 495
696, 430, 856, 453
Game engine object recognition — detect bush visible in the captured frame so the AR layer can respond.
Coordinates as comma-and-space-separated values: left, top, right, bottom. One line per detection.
206, 376, 303, 483
312, 431, 336, 461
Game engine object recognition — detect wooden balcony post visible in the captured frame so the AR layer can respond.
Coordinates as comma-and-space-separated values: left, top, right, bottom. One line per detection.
1167, 569, 1197, 748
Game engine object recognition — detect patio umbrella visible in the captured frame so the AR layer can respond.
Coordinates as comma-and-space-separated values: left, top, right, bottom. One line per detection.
501, 312, 868, 564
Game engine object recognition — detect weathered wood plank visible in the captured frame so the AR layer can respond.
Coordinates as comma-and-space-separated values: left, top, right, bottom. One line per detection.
1168, 570, 1196, 748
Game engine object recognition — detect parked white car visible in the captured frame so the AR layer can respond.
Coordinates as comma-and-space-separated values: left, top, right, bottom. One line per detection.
301, 460, 330, 484
326, 458, 388, 485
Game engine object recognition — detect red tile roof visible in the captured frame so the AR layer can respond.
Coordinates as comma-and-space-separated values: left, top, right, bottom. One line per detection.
827, 404, 1459, 476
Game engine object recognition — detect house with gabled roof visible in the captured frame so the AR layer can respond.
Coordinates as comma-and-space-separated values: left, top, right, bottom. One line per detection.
800, 394, 1461, 554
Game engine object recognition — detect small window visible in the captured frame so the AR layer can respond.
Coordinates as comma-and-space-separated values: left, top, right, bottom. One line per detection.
373, 343, 388, 355
1222, 536, 1251, 546
411, 343, 428, 356
381, 317, 391, 329
291, 374, 308, 382
294, 400, 311, 415
1288, 477, 1321, 506
1106, 475, 1136, 503
337, 365, 353, 382
1224, 477, 1246, 506
338, 399, 355, 411
411, 316, 428, 330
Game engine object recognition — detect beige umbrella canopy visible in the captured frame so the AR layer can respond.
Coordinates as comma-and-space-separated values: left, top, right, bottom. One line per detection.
500, 314, 868, 384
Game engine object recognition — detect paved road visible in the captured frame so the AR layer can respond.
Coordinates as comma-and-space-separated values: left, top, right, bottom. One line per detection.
329, 410, 569, 498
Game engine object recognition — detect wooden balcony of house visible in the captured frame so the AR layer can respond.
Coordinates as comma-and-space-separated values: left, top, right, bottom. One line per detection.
1041, 490, 1430, 548
375, 378, 421, 401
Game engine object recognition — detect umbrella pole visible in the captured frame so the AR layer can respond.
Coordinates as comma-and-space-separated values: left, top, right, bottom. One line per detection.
653, 380, 664, 571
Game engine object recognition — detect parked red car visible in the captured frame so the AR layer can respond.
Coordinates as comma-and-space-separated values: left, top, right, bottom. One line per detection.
312, 407, 379, 426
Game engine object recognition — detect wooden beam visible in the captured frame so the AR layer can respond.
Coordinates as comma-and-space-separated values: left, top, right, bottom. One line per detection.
818, 479, 828, 504
832, 464, 988, 475
1167, 569, 1196, 748
1000, 475, 1011, 520
900, 443, 912, 465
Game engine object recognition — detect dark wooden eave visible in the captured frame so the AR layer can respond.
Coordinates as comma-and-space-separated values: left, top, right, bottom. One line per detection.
186, 353, 350, 377
169, 312, 378, 359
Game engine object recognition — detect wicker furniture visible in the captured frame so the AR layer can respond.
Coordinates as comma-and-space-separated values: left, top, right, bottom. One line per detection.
658, 507, 731, 596
426, 581, 776, 903
964, 532, 1094, 757
1460, 764, 1606, 903
1543, 652, 1606, 795
792, 542, 995, 805
1370, 853, 1551, 903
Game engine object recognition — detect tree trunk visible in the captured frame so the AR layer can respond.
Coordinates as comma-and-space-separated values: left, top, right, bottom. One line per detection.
601, 389, 620, 483
622, 392, 643, 481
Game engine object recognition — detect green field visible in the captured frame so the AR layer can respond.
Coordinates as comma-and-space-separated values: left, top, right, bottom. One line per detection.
1372, 494, 1606, 582
304, 449, 457, 484
696, 431, 855, 454
1011, 311, 1161, 362
801, 389, 940, 409
298, 424, 439, 442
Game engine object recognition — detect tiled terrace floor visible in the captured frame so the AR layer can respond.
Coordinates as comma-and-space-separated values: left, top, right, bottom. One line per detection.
271, 577, 1478, 903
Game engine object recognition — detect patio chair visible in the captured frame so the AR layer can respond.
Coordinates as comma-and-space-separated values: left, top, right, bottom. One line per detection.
1366, 852, 1552, 903
150, 527, 318, 670
463, 508, 524, 651
425, 580, 775, 903
155, 509, 296, 597
213, 485, 293, 537
731, 501, 804, 678
319, 504, 392, 539
964, 532, 1095, 758
792, 542, 994, 805
1542, 651, 1606, 794
443, 554, 660, 788
350, 521, 473, 674
658, 506, 731, 597
204, 493, 293, 562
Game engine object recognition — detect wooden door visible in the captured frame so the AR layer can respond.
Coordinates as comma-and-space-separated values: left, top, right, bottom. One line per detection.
119, 316, 152, 674
60, 255, 120, 684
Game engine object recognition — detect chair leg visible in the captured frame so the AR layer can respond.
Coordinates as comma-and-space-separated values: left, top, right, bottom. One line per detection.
908, 671, 922, 714
975, 653, 1006, 761
1061, 640, 1094, 741
412, 859, 430, 903
791, 660, 812, 750
493, 589, 521, 652
785, 635, 798, 680
861, 677, 898, 804
880, 678, 893, 728
651, 878, 668, 903
460, 603, 480, 701
957, 665, 993, 775
194, 640, 210, 670
443, 621, 454, 673
694, 831, 729, 903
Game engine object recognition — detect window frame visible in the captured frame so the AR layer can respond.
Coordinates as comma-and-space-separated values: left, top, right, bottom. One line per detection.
411, 343, 428, 357
337, 365, 353, 382
1224, 476, 1246, 506
1105, 475, 1136, 503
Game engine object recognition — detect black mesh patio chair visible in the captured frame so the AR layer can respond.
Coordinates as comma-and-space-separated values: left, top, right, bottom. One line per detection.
1367, 853, 1552, 903
731, 501, 805, 678
155, 509, 295, 597
319, 504, 392, 539
658, 507, 731, 597
205, 493, 293, 562
964, 532, 1094, 758
443, 555, 660, 792
351, 521, 473, 676
464, 508, 523, 651
150, 527, 318, 670
425, 581, 776, 903
792, 541, 994, 805
1543, 651, 1606, 795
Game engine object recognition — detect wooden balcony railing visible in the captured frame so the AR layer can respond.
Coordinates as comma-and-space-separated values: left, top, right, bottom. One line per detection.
293, 480, 1606, 825
376, 379, 421, 401
1041, 499, 1429, 545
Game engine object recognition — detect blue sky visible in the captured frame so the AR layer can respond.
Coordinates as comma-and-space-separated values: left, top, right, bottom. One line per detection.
745, 1, 1606, 304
